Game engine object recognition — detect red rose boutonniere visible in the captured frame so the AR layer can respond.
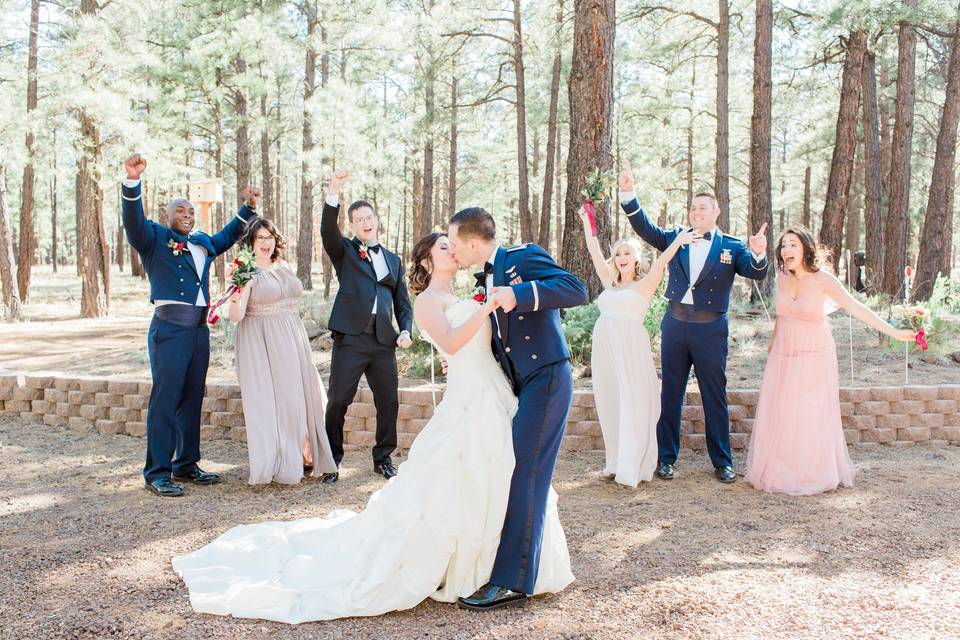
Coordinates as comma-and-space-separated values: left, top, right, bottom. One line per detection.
472, 285, 486, 303
168, 239, 185, 256
358, 243, 371, 262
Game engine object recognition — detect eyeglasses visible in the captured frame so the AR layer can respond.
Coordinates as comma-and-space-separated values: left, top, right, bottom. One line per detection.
254, 235, 274, 241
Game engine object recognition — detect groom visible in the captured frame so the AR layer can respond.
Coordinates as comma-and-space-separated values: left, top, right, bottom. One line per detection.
448, 208, 588, 611
619, 170, 768, 483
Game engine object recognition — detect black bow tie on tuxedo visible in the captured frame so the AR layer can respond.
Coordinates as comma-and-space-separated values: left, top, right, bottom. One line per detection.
367, 244, 381, 254
699, 231, 712, 242
474, 261, 494, 286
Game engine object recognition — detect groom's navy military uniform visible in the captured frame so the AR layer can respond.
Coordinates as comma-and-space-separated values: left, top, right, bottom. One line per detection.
621, 195, 767, 470
121, 180, 256, 483
483, 243, 588, 596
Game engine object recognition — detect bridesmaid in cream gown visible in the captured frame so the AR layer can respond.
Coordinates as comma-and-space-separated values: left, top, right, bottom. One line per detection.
228, 219, 337, 485
579, 208, 694, 487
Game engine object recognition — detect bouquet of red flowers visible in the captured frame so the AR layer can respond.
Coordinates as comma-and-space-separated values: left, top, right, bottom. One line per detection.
580, 168, 617, 237
901, 305, 929, 351
208, 246, 257, 326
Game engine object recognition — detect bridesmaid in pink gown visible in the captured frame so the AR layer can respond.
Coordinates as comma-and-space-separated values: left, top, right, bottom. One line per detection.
746, 227, 915, 496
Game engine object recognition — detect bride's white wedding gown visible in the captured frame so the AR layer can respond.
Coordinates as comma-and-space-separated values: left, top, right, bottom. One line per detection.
172, 299, 574, 623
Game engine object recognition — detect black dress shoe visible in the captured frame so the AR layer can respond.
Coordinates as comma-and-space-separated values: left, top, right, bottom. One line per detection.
145, 477, 184, 497
458, 583, 528, 611
655, 463, 675, 480
171, 467, 222, 485
320, 472, 339, 484
374, 461, 397, 479
715, 465, 736, 483
303, 463, 314, 474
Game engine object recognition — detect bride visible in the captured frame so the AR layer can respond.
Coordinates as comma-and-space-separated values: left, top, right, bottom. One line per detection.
171, 232, 574, 623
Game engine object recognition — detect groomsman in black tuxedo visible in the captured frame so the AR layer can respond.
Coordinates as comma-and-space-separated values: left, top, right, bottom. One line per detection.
320, 170, 413, 484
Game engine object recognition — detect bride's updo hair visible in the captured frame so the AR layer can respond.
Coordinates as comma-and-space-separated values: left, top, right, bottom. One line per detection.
407, 232, 446, 294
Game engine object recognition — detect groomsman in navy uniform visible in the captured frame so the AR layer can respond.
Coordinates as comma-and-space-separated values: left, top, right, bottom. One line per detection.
618, 170, 768, 483
121, 154, 260, 497
448, 208, 588, 611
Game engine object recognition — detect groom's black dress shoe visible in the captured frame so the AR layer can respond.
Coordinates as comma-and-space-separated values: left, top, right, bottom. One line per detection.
715, 466, 736, 483
374, 461, 397, 479
145, 477, 184, 497
320, 472, 339, 484
655, 463, 675, 480
457, 583, 528, 611
172, 467, 221, 485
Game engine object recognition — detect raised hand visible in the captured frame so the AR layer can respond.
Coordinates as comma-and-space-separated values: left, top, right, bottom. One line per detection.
329, 169, 350, 196
124, 154, 147, 180
748, 222, 768, 255
675, 228, 698, 246
243, 186, 261, 209
618, 170, 635, 193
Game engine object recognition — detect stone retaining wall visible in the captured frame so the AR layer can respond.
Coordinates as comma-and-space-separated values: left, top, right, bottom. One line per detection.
1, 373, 958, 451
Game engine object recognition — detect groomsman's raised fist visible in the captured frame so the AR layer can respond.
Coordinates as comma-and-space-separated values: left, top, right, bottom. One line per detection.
329, 169, 350, 196
124, 154, 147, 180
748, 223, 768, 256
618, 170, 635, 193
243, 186, 261, 209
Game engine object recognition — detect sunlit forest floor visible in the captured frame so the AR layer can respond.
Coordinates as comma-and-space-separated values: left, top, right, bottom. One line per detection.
3, 265, 957, 388
2, 413, 959, 639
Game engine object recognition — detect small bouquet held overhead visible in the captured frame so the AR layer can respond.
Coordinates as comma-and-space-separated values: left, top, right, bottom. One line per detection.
580, 168, 617, 237
208, 246, 257, 326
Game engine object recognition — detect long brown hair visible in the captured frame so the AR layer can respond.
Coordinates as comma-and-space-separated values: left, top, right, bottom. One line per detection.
241, 218, 286, 262
407, 232, 446, 294
775, 226, 829, 274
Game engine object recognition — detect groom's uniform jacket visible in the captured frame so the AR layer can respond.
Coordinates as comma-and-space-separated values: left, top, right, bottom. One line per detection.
320, 202, 412, 347
489, 243, 589, 387
621, 197, 768, 309
121, 181, 257, 304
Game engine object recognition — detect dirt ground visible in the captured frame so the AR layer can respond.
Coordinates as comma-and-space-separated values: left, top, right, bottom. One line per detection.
2, 413, 959, 640
4, 266, 958, 389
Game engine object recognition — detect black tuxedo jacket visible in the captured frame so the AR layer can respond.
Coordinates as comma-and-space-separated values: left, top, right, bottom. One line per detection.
320, 202, 413, 346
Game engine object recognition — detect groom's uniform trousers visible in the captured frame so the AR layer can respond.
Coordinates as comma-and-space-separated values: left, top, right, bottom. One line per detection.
121, 179, 256, 482
620, 193, 767, 470
485, 243, 588, 596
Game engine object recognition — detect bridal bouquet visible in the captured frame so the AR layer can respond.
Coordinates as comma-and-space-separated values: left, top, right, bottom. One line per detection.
208, 247, 257, 326
580, 168, 617, 237
898, 305, 929, 352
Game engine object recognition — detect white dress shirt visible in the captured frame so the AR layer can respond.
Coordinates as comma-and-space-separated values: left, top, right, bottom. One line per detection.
486, 244, 502, 338
123, 177, 207, 307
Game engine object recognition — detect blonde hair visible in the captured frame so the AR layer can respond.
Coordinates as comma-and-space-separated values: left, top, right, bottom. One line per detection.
606, 239, 648, 286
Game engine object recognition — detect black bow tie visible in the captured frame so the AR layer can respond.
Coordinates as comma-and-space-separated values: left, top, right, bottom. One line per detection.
699, 231, 712, 242
474, 261, 494, 285
366, 244, 381, 254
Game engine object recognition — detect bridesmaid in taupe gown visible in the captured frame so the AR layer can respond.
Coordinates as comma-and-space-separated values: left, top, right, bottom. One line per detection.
228, 219, 337, 484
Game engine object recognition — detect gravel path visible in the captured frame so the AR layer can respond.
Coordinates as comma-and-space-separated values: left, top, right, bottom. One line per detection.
2, 415, 959, 639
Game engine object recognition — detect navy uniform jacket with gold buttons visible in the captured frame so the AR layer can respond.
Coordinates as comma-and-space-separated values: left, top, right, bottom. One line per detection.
621, 198, 767, 312
490, 243, 589, 387
121, 181, 257, 304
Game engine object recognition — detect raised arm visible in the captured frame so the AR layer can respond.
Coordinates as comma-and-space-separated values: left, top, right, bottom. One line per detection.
637, 228, 696, 299
618, 170, 670, 252
818, 271, 915, 341
577, 206, 613, 290
734, 222, 770, 281
414, 293, 500, 355
320, 170, 349, 265
120, 154, 156, 256
210, 186, 259, 256
502, 244, 589, 313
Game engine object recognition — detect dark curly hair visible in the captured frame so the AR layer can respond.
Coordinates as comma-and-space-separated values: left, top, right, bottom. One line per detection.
407, 232, 446, 294
241, 218, 286, 262
775, 226, 829, 274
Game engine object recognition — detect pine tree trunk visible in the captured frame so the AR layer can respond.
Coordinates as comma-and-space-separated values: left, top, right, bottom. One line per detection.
715, 0, 730, 229
555, 127, 563, 254
77, 112, 109, 318
412, 162, 423, 242
0, 164, 22, 320
420, 0, 436, 240
539, 0, 564, 250
512, 0, 533, 243
562, 0, 615, 300
882, 2, 918, 299
819, 31, 866, 273
297, 1, 318, 290
749, 0, 774, 295
321, 33, 333, 299
802, 165, 811, 228
17, 0, 39, 303
233, 55, 251, 210
531, 129, 541, 240
260, 93, 273, 218
914, 20, 960, 300
51, 172, 59, 274
861, 49, 884, 294
845, 149, 863, 287
686, 66, 695, 213
448, 67, 458, 217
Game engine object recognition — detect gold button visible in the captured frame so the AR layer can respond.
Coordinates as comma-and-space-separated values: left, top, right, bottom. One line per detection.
518, 315, 524, 320
505, 347, 511, 353
525, 336, 530, 340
